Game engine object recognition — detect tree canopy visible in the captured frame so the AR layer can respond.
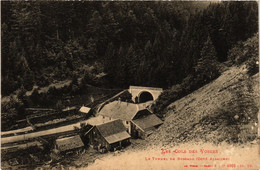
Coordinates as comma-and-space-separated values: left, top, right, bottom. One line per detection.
1, 1, 258, 96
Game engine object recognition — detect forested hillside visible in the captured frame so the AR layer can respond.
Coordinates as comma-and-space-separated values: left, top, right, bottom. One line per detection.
1, 1, 258, 96
1, 2, 259, 168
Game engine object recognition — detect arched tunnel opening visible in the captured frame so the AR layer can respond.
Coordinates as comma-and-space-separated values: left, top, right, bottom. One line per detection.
138, 91, 154, 103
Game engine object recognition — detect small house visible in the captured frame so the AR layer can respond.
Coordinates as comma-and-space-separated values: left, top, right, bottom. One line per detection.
54, 135, 84, 154
79, 106, 91, 118
131, 114, 163, 139
85, 119, 131, 152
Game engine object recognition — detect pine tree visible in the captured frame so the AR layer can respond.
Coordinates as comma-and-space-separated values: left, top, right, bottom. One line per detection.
86, 37, 97, 59
194, 36, 220, 82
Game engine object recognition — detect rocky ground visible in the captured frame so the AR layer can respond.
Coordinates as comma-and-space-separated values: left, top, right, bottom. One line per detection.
148, 66, 259, 146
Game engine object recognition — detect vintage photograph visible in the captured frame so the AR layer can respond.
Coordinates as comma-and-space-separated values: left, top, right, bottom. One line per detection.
1, 1, 259, 169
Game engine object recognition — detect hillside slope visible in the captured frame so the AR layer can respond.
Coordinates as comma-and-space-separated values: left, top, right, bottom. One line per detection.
148, 66, 259, 146
84, 66, 259, 170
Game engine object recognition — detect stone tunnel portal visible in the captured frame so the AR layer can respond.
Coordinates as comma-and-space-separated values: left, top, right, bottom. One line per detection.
138, 91, 154, 103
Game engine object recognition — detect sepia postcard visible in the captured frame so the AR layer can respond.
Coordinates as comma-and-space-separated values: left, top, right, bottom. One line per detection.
1, 1, 259, 169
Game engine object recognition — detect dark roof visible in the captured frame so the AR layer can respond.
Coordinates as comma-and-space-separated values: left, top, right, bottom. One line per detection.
105, 131, 130, 144
56, 135, 84, 152
133, 109, 152, 120
96, 119, 126, 137
96, 119, 130, 144
132, 114, 163, 132
98, 101, 149, 121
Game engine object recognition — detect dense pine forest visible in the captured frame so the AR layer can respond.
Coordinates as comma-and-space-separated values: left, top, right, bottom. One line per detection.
2, 1, 258, 96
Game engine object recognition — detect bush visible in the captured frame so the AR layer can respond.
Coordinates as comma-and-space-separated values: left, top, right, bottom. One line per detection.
246, 57, 259, 76
1, 77, 19, 96
152, 68, 220, 118
30, 88, 40, 105
38, 93, 55, 107
227, 41, 244, 64
228, 33, 258, 66
56, 100, 63, 111
1, 95, 25, 129
112, 91, 133, 103
23, 72, 35, 91
49, 86, 60, 96
152, 81, 191, 118
37, 75, 50, 87
71, 84, 80, 94
16, 86, 26, 100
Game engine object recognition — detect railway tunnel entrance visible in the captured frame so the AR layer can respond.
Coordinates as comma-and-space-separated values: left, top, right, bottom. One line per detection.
138, 91, 154, 103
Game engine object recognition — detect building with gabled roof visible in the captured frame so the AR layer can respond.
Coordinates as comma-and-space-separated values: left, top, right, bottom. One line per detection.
97, 101, 163, 139
85, 119, 131, 152
54, 135, 84, 154
98, 101, 151, 134
98, 101, 138, 121
131, 114, 163, 139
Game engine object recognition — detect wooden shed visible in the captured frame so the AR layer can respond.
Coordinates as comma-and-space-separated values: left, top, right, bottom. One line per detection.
79, 106, 91, 114
54, 135, 84, 154
79, 106, 92, 118
85, 119, 131, 152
